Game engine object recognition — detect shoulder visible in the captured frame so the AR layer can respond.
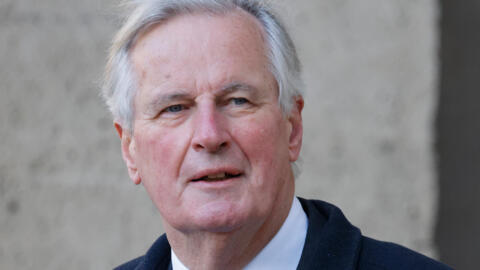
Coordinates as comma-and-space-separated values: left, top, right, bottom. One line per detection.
358, 237, 453, 270
113, 234, 171, 270
297, 197, 452, 270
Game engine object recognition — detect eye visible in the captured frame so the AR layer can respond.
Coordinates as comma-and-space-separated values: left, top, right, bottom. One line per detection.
231, 97, 249, 105
165, 104, 185, 113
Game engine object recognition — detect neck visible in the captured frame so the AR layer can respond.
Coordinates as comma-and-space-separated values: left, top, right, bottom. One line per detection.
166, 192, 294, 270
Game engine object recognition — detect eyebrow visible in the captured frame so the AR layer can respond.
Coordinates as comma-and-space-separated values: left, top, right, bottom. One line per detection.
220, 82, 257, 94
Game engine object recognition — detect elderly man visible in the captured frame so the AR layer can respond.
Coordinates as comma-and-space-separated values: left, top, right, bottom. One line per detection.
102, 1, 451, 269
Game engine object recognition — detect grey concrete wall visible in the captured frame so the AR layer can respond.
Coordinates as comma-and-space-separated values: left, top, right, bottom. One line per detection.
284, 0, 439, 257
282, 0, 437, 255
0, 0, 439, 269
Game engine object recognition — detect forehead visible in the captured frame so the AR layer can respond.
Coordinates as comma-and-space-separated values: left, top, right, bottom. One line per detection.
132, 9, 266, 55
129, 10, 272, 93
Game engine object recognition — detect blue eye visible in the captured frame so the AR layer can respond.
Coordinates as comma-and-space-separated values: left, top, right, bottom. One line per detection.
165, 104, 184, 113
232, 98, 248, 105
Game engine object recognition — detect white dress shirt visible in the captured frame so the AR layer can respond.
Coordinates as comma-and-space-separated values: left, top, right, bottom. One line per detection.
171, 197, 309, 270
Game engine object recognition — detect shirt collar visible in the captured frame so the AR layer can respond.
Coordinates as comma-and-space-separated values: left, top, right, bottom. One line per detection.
171, 247, 188, 270
171, 196, 308, 270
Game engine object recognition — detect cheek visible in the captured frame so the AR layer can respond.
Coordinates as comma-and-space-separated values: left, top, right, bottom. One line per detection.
232, 112, 290, 177
134, 126, 190, 192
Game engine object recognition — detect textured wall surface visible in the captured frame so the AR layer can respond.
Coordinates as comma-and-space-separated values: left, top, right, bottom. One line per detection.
284, 0, 439, 257
0, 0, 438, 269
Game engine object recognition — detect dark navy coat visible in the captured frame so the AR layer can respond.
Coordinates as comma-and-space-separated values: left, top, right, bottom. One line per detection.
115, 198, 452, 270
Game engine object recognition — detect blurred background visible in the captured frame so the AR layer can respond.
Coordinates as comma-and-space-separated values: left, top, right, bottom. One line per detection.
0, 0, 478, 269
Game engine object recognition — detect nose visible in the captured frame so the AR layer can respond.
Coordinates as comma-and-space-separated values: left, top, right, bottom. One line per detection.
191, 105, 230, 153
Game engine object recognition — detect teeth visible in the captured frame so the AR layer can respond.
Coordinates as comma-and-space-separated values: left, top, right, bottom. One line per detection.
193, 172, 240, 182
207, 173, 226, 180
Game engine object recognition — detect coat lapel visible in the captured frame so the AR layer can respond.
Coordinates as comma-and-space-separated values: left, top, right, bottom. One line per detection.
297, 198, 362, 270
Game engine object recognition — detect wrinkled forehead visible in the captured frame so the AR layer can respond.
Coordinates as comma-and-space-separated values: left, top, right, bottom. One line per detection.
129, 10, 274, 95
131, 10, 267, 62
129, 7, 267, 58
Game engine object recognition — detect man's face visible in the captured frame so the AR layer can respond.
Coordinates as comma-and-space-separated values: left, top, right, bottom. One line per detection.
120, 11, 303, 233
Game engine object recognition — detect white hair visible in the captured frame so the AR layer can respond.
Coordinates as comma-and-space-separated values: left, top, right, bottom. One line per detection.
102, 0, 304, 131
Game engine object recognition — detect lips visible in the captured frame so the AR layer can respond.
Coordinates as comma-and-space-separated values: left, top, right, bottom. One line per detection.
190, 170, 243, 182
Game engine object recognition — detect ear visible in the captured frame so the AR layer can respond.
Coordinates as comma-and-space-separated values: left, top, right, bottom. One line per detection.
115, 122, 141, 185
287, 96, 304, 162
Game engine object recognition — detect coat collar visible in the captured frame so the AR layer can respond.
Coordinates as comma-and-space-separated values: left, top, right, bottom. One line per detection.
297, 198, 362, 270
137, 234, 171, 270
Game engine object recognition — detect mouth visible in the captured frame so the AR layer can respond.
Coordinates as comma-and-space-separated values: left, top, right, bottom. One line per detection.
191, 172, 243, 182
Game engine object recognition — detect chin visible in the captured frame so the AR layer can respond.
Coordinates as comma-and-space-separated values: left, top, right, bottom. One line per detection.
187, 199, 253, 233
